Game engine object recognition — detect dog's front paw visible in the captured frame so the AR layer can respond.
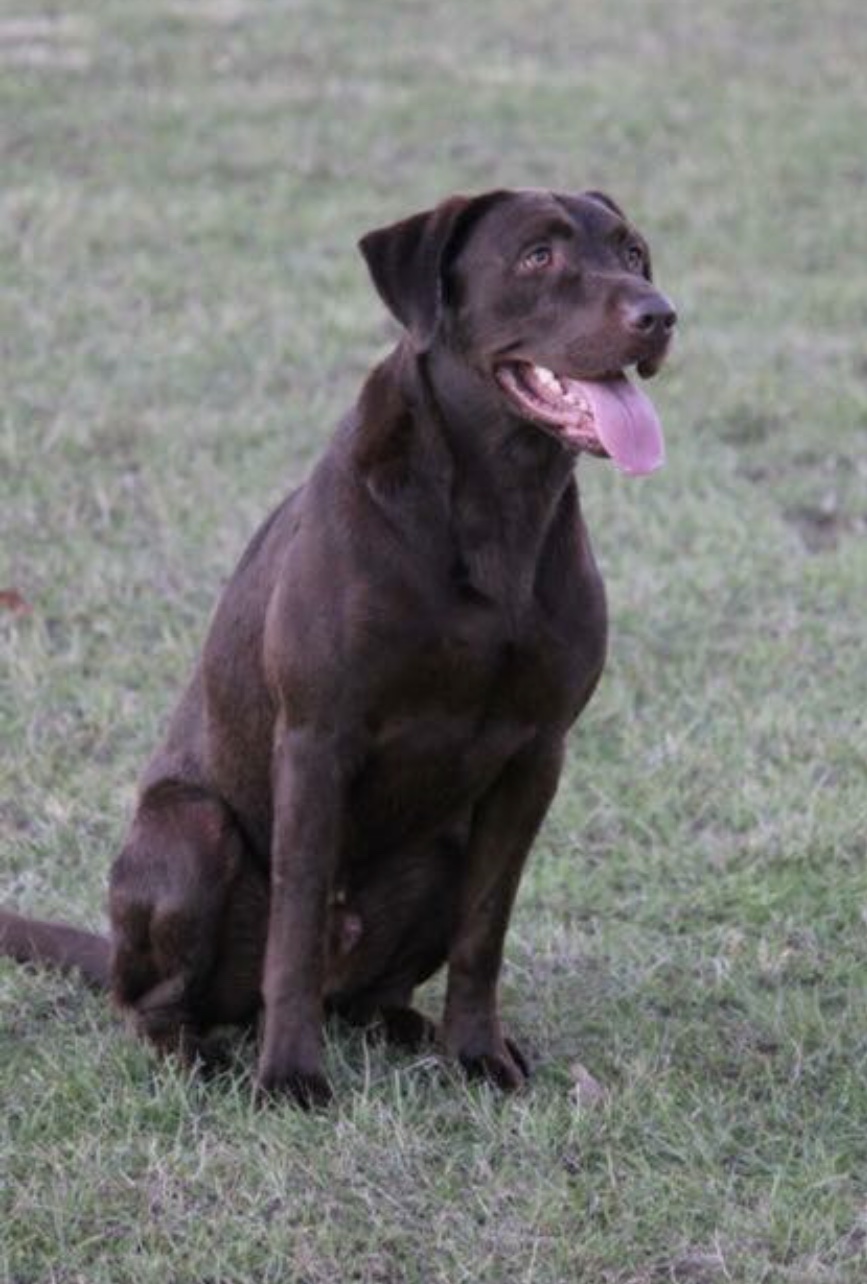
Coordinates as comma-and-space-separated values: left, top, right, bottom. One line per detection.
456, 1035, 531, 1092
254, 1057, 333, 1110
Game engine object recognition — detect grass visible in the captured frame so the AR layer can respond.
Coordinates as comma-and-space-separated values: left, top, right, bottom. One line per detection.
1, 0, 866, 1280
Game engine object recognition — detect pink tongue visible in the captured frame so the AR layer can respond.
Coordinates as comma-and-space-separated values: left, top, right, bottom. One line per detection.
575, 375, 665, 476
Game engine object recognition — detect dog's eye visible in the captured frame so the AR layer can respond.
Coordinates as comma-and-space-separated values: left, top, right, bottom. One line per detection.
624, 244, 645, 272
519, 244, 554, 272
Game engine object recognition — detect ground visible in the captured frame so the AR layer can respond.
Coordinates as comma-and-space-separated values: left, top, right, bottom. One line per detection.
1, 1, 866, 1281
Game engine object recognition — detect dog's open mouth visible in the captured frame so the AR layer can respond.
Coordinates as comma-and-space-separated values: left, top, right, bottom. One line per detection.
495, 362, 665, 476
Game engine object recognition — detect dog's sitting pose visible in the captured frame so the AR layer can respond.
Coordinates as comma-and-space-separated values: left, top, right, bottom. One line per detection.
1, 188, 676, 1105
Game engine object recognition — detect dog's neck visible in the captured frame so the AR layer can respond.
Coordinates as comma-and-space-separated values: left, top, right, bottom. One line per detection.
349, 342, 584, 611
419, 343, 582, 610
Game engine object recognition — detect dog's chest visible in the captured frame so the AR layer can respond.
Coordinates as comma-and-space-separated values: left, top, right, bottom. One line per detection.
350, 592, 593, 845
399, 578, 580, 713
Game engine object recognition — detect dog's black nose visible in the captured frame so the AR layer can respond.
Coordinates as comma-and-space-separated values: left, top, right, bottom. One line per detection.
622, 295, 678, 338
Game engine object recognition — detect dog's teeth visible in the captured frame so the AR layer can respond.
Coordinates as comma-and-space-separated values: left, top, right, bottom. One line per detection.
534, 365, 556, 387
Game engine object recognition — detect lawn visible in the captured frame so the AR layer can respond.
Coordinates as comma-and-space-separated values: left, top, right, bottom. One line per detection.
1, 1, 866, 1280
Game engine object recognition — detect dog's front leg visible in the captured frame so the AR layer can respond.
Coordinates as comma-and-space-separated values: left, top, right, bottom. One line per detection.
442, 737, 565, 1090
256, 722, 343, 1107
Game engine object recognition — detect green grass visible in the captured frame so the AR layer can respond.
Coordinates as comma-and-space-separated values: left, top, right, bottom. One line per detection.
2, 0, 866, 1280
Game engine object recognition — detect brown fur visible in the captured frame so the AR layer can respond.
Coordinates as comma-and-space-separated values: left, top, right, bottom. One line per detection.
0, 188, 675, 1105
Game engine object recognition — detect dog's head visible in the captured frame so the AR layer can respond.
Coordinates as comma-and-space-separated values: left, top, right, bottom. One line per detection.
360, 188, 677, 476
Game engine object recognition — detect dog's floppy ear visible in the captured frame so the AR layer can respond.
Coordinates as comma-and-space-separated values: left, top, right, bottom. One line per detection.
359, 192, 504, 352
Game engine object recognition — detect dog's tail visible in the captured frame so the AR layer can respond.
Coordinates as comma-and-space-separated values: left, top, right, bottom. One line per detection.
0, 907, 111, 989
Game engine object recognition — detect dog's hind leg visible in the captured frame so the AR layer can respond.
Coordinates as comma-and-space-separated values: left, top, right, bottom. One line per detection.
324, 831, 463, 1051
109, 783, 266, 1064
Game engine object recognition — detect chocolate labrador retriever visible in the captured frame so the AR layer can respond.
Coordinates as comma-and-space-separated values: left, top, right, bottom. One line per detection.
1, 188, 675, 1105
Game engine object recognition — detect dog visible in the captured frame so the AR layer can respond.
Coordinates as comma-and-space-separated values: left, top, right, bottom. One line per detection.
1, 187, 676, 1105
